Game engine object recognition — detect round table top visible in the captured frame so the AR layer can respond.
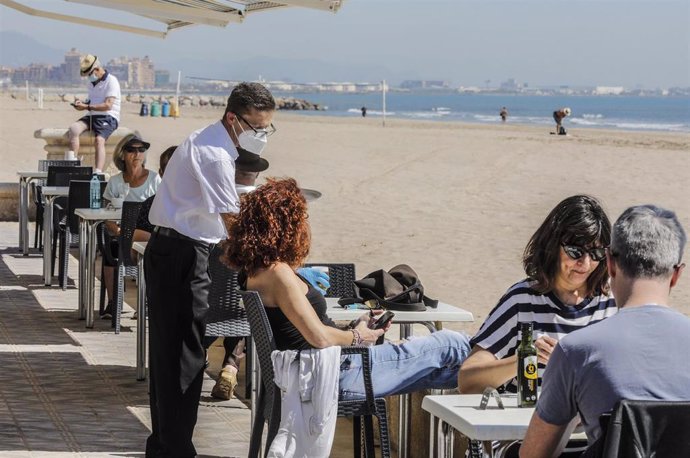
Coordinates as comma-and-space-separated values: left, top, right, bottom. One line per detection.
301, 188, 322, 201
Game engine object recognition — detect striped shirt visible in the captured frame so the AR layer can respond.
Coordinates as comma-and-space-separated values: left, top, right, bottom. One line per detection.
470, 278, 617, 392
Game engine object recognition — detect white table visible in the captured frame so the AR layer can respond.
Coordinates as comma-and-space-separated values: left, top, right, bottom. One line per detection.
329, 298, 474, 458
75, 208, 122, 328
132, 241, 147, 380
17, 171, 48, 256
423, 393, 532, 458
41, 186, 69, 285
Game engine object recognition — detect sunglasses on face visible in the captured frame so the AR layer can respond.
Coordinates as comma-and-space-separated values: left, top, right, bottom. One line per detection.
124, 146, 148, 153
562, 244, 607, 262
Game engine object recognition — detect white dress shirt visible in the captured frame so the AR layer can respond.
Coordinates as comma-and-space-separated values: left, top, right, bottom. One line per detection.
149, 121, 240, 243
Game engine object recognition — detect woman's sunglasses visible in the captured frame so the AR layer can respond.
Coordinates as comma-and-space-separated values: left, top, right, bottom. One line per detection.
124, 146, 148, 153
562, 244, 607, 262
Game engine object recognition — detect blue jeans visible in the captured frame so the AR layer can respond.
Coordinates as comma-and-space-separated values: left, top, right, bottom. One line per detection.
338, 329, 471, 400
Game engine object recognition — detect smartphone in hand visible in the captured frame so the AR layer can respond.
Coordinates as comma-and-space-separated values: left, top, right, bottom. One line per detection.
372, 311, 395, 330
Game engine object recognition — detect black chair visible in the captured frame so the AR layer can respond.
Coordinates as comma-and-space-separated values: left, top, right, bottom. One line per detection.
97, 201, 142, 333
50, 172, 94, 276
47, 166, 93, 186
205, 245, 252, 396
32, 160, 81, 249
240, 290, 391, 458
303, 263, 356, 298
56, 180, 106, 290
586, 399, 690, 458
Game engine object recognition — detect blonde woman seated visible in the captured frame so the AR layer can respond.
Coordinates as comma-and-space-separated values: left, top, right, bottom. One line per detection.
101, 135, 160, 319
222, 177, 471, 399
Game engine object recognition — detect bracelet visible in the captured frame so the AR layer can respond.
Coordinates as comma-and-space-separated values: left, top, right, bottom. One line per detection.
350, 329, 362, 346
87, 105, 92, 111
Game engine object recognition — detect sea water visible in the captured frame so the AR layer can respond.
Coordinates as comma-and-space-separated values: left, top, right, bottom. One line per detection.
272, 92, 690, 133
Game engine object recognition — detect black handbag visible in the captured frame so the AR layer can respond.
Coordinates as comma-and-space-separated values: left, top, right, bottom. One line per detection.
338, 264, 438, 311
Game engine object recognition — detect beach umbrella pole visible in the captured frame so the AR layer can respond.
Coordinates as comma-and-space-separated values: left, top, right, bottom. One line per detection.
382, 79, 387, 127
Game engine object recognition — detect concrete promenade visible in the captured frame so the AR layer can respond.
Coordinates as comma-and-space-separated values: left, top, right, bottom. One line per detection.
0, 221, 398, 458
0, 221, 252, 457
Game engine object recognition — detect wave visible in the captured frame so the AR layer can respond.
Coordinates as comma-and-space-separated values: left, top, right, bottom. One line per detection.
332, 108, 688, 132
346, 108, 396, 116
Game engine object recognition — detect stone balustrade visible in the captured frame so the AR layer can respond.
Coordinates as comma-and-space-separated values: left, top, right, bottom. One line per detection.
33, 127, 138, 174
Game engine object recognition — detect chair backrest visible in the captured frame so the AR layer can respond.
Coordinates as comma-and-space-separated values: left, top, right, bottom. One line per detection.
47, 166, 93, 186
303, 263, 356, 298
66, 180, 107, 234
240, 290, 278, 391
38, 159, 81, 172
117, 201, 143, 267
206, 245, 250, 337
595, 399, 690, 458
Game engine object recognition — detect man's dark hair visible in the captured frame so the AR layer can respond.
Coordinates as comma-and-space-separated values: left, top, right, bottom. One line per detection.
225, 82, 276, 116
523, 195, 612, 295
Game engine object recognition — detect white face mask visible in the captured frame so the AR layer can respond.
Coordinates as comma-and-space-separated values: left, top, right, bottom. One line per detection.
232, 116, 268, 155
88, 73, 99, 83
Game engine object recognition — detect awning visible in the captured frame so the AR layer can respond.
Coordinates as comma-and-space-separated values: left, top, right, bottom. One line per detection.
0, 0, 344, 38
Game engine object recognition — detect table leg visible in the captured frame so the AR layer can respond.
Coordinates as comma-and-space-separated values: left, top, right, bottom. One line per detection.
42, 196, 54, 285
482, 441, 495, 458
398, 323, 413, 458
429, 413, 436, 457
85, 222, 97, 328
136, 254, 147, 381
78, 218, 87, 319
250, 339, 263, 456
19, 177, 29, 255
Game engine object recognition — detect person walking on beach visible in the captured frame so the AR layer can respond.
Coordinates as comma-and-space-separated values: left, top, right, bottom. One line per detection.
553, 107, 571, 135
361, 106, 367, 117
500, 106, 508, 122
68, 54, 121, 173
144, 82, 276, 458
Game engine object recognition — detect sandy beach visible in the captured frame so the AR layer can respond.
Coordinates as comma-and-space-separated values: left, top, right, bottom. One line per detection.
2, 95, 689, 332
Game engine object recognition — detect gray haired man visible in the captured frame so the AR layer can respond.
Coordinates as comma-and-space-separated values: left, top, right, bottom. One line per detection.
521, 205, 689, 458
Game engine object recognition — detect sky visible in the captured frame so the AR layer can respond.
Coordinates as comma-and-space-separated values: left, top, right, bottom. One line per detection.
0, 0, 688, 88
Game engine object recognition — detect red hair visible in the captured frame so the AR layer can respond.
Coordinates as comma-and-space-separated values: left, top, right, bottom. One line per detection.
223, 177, 310, 276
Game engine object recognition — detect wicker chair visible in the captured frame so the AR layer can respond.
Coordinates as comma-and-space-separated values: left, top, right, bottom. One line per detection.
97, 201, 142, 333
50, 170, 93, 277
303, 263, 356, 298
205, 245, 252, 397
240, 290, 391, 458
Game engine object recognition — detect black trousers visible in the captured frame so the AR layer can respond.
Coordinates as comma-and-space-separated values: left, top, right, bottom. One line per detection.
144, 230, 212, 458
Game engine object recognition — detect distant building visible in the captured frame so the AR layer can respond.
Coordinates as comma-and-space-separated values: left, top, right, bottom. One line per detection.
62, 48, 81, 85
155, 69, 170, 87
107, 55, 155, 89
400, 80, 449, 90
12, 63, 52, 84
594, 86, 625, 95
499, 78, 520, 91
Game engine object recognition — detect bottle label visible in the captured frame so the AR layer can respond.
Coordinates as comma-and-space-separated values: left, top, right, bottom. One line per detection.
523, 355, 538, 380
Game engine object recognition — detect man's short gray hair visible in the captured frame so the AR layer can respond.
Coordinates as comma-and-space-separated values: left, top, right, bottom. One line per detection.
610, 205, 686, 278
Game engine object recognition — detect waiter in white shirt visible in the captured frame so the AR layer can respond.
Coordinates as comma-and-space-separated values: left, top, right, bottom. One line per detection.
144, 82, 276, 458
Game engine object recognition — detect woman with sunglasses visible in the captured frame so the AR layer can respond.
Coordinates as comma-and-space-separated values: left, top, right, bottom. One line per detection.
223, 177, 471, 401
459, 194, 617, 396
100, 134, 161, 318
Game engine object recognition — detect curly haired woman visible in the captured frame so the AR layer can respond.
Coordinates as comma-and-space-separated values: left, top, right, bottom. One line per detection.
223, 177, 471, 400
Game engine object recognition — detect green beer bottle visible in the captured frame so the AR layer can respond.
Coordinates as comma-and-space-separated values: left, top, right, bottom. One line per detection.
517, 322, 538, 407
